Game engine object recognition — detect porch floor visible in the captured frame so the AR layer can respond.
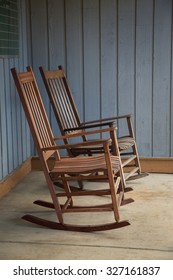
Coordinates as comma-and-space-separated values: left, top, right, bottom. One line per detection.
0, 171, 173, 260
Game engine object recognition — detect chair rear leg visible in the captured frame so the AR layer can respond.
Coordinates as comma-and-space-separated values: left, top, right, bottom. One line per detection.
132, 143, 141, 174
109, 175, 120, 222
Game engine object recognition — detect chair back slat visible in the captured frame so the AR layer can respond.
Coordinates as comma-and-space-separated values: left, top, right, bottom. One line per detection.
23, 81, 51, 148
40, 67, 82, 135
49, 77, 79, 130
11, 67, 59, 160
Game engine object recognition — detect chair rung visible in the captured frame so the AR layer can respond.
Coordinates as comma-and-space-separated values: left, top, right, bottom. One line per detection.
125, 167, 139, 180
122, 155, 136, 167
63, 204, 113, 213
120, 152, 134, 156
56, 189, 111, 197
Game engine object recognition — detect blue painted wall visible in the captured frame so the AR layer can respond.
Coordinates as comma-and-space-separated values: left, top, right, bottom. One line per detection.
30, 0, 173, 158
0, 0, 31, 180
0, 0, 173, 181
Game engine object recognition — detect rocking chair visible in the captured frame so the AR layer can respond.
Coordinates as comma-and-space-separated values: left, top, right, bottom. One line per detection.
39, 66, 148, 182
11, 66, 133, 232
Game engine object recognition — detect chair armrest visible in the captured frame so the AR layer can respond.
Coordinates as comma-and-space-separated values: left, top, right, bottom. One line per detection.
42, 138, 112, 151
81, 114, 132, 125
81, 114, 135, 138
64, 121, 116, 132
54, 126, 117, 141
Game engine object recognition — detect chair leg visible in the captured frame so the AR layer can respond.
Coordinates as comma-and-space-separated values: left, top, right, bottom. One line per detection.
126, 144, 149, 181
109, 128, 129, 191
22, 174, 132, 232
132, 143, 141, 174
109, 176, 120, 222
47, 181, 64, 224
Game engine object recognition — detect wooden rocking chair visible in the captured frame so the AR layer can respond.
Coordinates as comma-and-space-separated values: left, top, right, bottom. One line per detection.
39, 66, 148, 182
11, 66, 133, 232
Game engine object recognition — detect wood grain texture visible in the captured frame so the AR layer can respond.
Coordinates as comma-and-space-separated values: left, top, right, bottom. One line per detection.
29, 0, 173, 158
136, 0, 153, 156
153, 0, 172, 157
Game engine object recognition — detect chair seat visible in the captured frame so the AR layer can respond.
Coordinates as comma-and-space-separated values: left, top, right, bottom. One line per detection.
118, 137, 135, 151
70, 137, 135, 154
50, 154, 120, 175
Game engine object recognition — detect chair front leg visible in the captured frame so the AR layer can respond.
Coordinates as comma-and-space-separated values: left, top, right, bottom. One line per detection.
109, 124, 126, 191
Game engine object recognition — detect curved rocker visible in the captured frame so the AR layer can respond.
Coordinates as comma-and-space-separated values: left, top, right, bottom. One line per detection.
22, 214, 130, 232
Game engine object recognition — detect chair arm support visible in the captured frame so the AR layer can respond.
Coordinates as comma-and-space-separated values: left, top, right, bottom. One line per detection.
64, 121, 117, 132
54, 126, 117, 141
42, 138, 112, 151
80, 114, 135, 138
81, 114, 132, 125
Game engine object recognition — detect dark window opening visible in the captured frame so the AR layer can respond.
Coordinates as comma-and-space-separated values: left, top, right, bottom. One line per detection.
0, 0, 19, 57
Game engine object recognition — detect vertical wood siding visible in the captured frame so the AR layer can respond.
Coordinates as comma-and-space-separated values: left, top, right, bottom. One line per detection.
29, 0, 173, 157
1, 0, 173, 182
136, 0, 153, 156
0, 0, 31, 181
152, 0, 172, 157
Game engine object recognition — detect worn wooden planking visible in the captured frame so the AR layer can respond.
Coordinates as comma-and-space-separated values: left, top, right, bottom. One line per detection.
47, 0, 66, 139
171, 9, 173, 157
18, 1, 27, 162
0, 0, 32, 181
26, 0, 33, 158
0, 60, 7, 180
1, 0, 173, 185
117, 0, 136, 137
46, 0, 67, 154
30, 0, 49, 69
83, 0, 100, 122
48, 0, 66, 69
19, 0, 30, 161
10, 57, 26, 169
65, 0, 84, 120
16, 60, 23, 165
30, 0, 50, 119
25, 0, 33, 158
0, 60, 8, 179
135, 0, 153, 156
0, 158, 32, 199
100, 0, 118, 119
28, 0, 173, 158
0, 60, 2, 180
4, 59, 14, 174
153, 0, 172, 157
12, 57, 21, 168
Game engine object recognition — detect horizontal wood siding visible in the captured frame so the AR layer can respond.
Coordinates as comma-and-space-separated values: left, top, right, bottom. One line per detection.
0, 0, 31, 181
